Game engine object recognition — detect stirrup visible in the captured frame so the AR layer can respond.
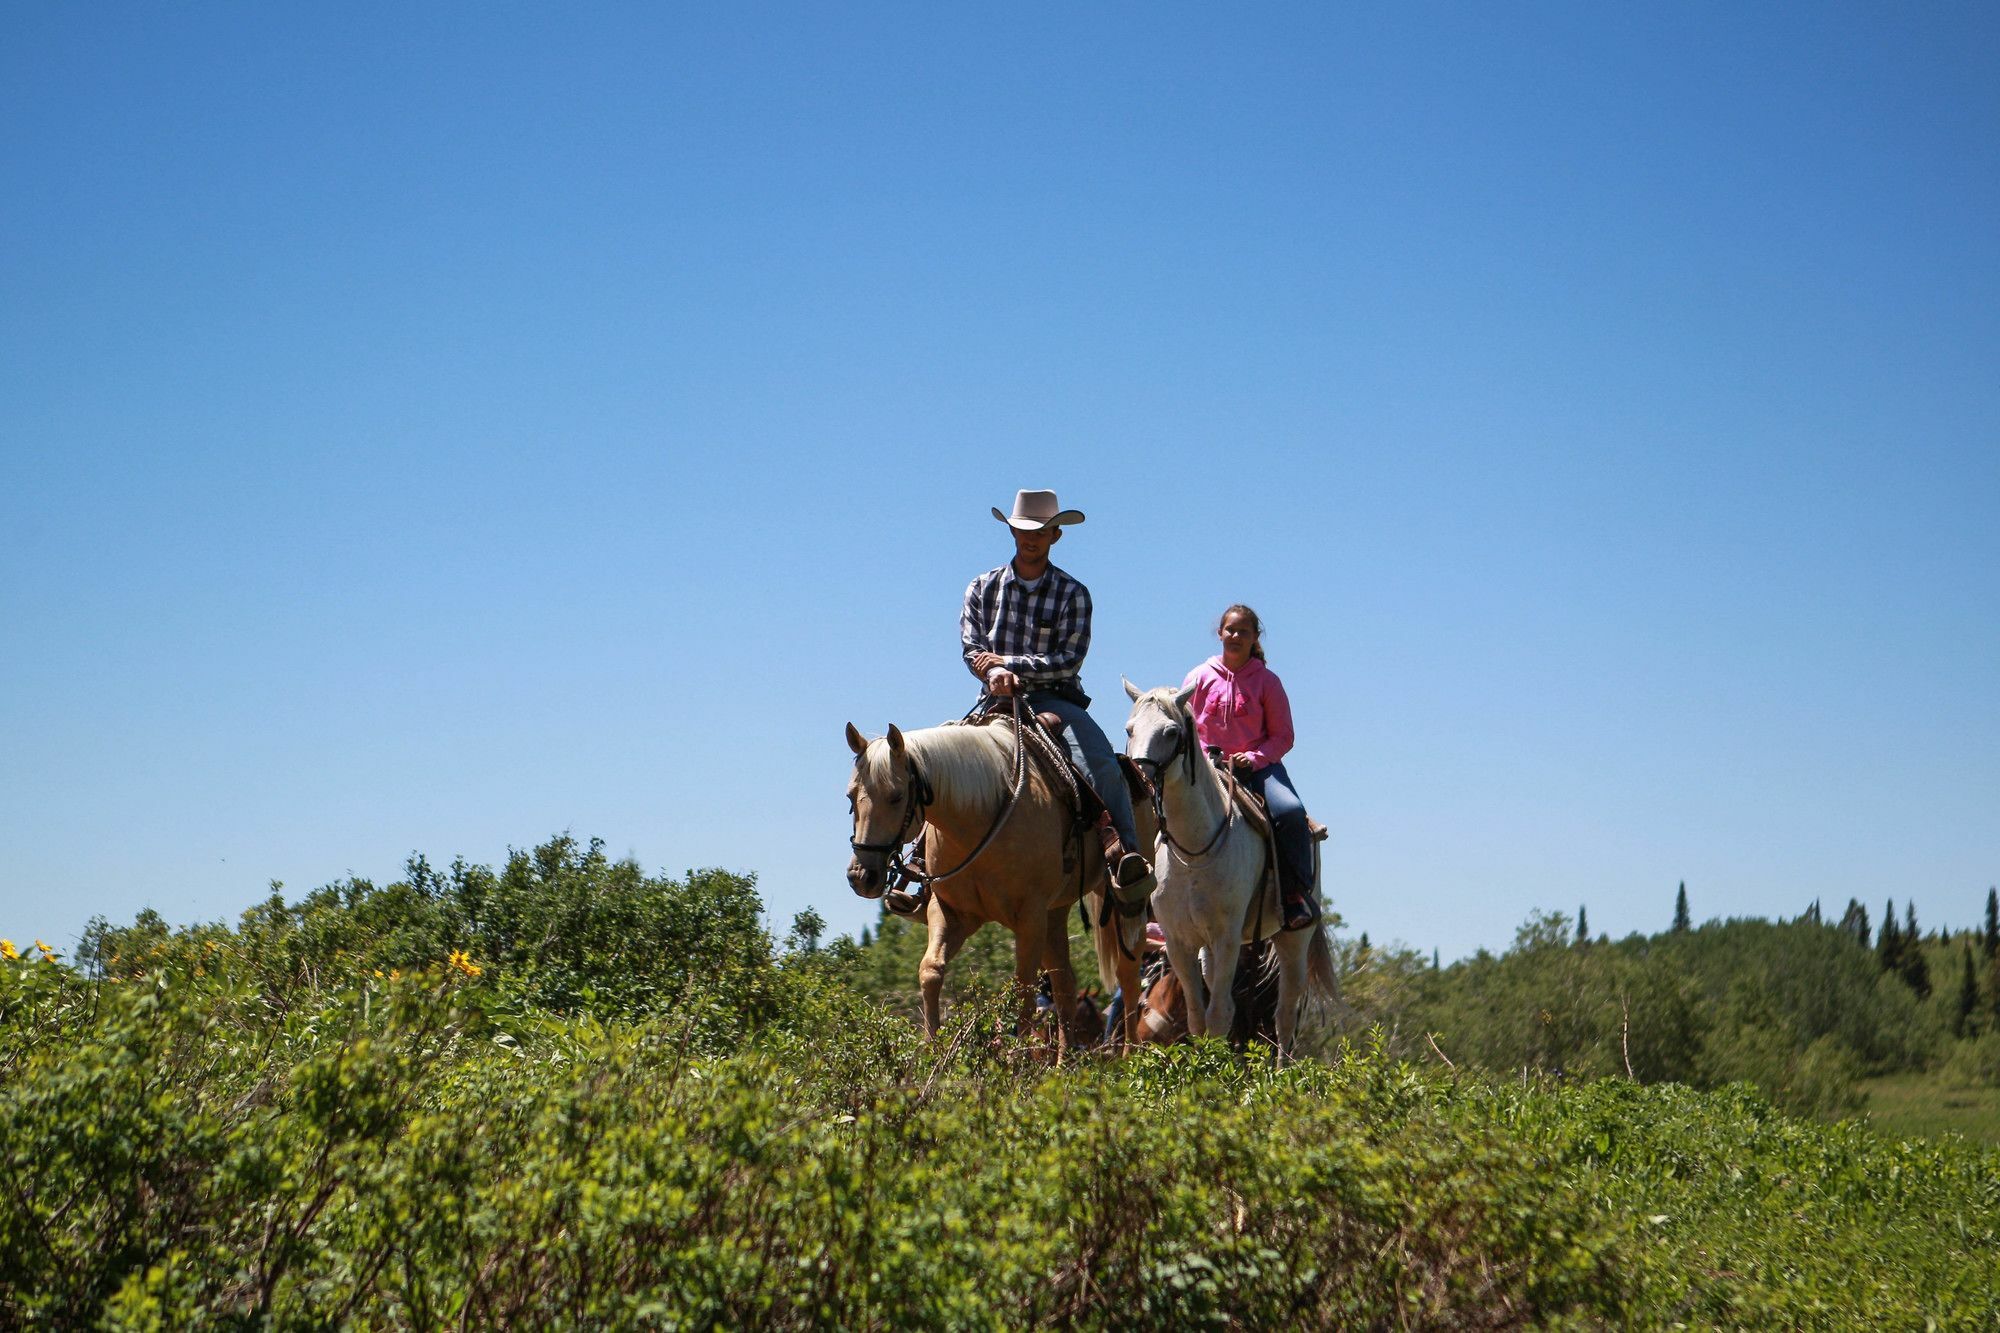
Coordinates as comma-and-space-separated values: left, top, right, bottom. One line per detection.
884, 882, 930, 918
1280, 894, 1318, 932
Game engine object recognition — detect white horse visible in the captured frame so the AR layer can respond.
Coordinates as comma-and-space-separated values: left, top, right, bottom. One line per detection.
1122, 681, 1338, 1054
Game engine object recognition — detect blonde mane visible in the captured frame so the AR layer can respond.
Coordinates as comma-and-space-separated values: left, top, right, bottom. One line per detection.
859, 721, 1014, 814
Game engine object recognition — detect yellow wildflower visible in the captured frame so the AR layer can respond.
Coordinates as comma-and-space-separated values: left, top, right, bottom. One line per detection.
373, 969, 385, 979
0, 940, 17, 961
34, 940, 56, 961
448, 949, 483, 978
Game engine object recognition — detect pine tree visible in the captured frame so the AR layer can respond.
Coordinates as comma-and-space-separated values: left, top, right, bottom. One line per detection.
1901, 901, 1931, 998
1878, 899, 1900, 972
1985, 887, 1998, 960
1838, 898, 1870, 947
1432, 947, 1440, 970
1988, 950, 2000, 1029
1672, 882, 1690, 933
1575, 905, 1589, 944
1801, 898, 1822, 925
1955, 943, 1979, 1038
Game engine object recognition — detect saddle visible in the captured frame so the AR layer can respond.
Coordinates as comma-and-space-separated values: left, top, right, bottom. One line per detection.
1203, 751, 1329, 942
883, 707, 1115, 919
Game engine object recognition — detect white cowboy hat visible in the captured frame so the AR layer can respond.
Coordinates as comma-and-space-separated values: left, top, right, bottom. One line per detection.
992, 489, 1086, 531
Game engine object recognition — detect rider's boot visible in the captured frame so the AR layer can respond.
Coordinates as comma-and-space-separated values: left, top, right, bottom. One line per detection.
1098, 821, 1154, 915
1278, 856, 1318, 932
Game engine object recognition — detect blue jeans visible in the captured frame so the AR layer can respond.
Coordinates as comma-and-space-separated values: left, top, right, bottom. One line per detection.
1024, 690, 1142, 852
1243, 761, 1313, 893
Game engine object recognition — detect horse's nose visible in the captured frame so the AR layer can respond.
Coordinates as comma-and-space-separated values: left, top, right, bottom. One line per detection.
847, 859, 879, 895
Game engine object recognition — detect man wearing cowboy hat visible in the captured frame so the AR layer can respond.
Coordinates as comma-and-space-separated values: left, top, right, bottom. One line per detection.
961, 489, 1154, 906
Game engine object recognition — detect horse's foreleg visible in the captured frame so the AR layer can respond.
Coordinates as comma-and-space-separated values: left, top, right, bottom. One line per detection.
1165, 939, 1209, 1040
1040, 908, 1078, 1059
1204, 939, 1242, 1044
918, 902, 973, 1039
1115, 945, 1143, 1050
1011, 914, 1048, 1044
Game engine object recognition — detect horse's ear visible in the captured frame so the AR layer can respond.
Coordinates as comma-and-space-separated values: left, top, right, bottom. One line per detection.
1172, 684, 1196, 712
886, 724, 906, 757
1122, 676, 1142, 701
845, 722, 868, 756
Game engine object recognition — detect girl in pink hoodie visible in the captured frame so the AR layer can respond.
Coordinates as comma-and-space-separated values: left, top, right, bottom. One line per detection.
1182, 605, 1318, 930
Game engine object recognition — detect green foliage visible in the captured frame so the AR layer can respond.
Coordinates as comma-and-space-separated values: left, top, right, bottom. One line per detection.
79, 834, 772, 1027
1389, 914, 1933, 1118
1943, 1033, 2000, 1091
6, 843, 1999, 1327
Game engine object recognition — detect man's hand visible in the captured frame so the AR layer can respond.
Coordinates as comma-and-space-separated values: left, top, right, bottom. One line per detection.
985, 667, 1021, 697
971, 652, 1005, 677
1229, 752, 1256, 772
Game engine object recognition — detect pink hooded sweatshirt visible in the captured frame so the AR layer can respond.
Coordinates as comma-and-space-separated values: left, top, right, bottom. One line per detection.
1181, 655, 1294, 771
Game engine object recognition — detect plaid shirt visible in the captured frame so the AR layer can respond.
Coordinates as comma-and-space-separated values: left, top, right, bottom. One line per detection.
960, 562, 1093, 687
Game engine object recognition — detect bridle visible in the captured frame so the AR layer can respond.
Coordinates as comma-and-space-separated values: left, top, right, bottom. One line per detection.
1132, 696, 1236, 862
848, 696, 1031, 890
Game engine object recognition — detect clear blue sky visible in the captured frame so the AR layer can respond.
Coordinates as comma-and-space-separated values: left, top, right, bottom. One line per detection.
5, 4, 1996, 963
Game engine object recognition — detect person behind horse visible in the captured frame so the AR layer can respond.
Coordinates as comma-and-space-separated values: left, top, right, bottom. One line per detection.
1181, 604, 1318, 931
962, 489, 1154, 908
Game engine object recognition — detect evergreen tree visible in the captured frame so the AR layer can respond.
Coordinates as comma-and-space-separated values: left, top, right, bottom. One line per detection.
1801, 899, 1822, 925
1838, 898, 1870, 947
1985, 887, 1998, 960
1878, 899, 1900, 972
1432, 947, 1440, 970
1575, 905, 1589, 944
1988, 950, 2000, 1030
1672, 882, 1690, 933
1955, 943, 1979, 1038
1900, 902, 1931, 997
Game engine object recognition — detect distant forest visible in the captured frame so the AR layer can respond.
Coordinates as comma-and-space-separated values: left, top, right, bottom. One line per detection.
838, 883, 2000, 1119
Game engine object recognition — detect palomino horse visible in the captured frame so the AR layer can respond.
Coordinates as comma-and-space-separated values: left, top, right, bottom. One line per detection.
845, 715, 1154, 1049
1122, 682, 1339, 1054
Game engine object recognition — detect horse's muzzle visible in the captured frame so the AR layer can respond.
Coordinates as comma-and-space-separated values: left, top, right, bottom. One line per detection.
847, 856, 886, 899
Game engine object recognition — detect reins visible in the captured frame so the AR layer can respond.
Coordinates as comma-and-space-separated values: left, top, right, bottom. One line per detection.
1137, 699, 1238, 864
849, 696, 1034, 889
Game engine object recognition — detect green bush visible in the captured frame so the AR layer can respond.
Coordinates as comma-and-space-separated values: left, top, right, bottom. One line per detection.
1943, 1032, 2000, 1090
7, 846, 1998, 1327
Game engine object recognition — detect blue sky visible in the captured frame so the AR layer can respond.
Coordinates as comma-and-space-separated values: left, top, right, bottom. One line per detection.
5, 4, 1996, 963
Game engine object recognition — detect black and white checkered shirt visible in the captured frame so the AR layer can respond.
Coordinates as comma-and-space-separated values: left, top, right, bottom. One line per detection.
960, 562, 1093, 687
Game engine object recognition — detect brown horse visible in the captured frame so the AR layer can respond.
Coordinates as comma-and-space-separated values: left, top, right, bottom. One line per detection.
845, 717, 1152, 1049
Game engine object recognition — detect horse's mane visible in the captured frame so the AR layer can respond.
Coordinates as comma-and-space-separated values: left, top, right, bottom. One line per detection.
860, 722, 1013, 813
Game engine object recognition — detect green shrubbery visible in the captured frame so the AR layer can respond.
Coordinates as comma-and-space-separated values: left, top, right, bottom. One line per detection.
4, 837, 1998, 1327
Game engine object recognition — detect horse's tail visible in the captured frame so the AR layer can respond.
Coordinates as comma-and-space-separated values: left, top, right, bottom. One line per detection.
1304, 919, 1340, 1009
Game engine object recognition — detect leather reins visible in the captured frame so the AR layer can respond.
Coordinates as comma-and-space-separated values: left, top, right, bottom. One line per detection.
848, 696, 1032, 889
1134, 698, 1238, 863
